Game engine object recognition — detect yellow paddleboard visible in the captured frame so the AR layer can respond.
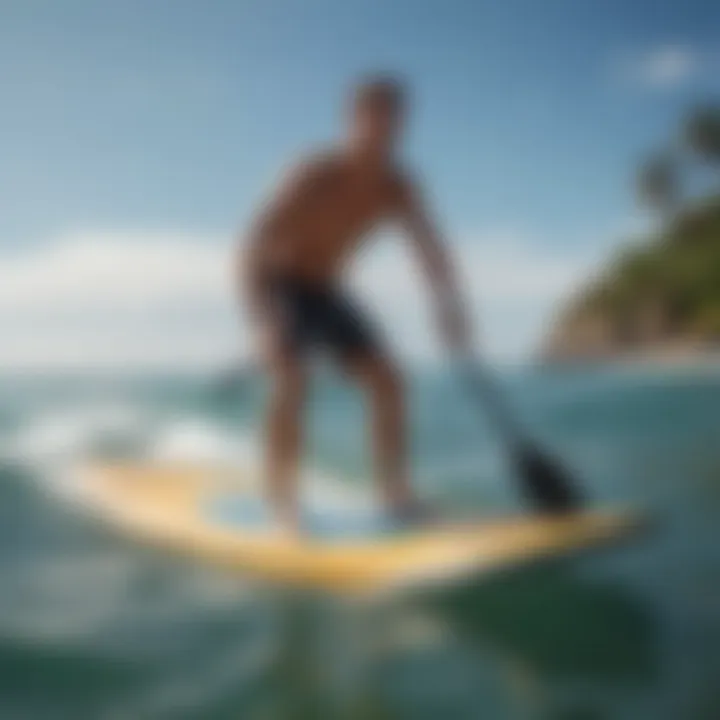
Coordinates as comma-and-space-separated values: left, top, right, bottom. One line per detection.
65, 463, 643, 596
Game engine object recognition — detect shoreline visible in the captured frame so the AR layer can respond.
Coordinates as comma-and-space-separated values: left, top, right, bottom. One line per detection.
539, 346, 720, 371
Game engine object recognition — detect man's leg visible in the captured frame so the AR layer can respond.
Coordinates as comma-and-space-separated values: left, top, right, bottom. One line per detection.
346, 354, 416, 514
265, 353, 307, 532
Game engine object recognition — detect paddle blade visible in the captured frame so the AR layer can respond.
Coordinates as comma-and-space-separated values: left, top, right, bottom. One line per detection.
514, 443, 584, 513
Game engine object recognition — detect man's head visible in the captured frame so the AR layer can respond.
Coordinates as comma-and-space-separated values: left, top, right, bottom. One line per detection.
348, 76, 406, 158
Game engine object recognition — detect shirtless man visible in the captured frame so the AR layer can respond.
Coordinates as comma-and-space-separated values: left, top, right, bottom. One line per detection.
241, 77, 471, 532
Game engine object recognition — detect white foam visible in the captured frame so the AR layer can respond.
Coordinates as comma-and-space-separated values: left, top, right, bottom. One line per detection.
8, 403, 149, 467
150, 419, 248, 466
6, 394, 376, 525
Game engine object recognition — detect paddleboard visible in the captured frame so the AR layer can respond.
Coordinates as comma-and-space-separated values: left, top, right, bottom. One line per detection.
63, 463, 644, 596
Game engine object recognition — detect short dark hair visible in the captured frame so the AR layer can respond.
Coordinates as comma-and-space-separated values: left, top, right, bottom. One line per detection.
352, 75, 406, 113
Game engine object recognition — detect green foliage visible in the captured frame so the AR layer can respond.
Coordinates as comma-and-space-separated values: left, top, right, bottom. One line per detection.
684, 105, 720, 163
636, 153, 678, 212
564, 196, 720, 347
548, 102, 720, 356
692, 304, 720, 339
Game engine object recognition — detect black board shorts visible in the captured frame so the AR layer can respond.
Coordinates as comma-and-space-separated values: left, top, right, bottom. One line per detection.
263, 277, 381, 360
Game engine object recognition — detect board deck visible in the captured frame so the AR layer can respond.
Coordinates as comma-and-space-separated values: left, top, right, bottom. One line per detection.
64, 463, 644, 596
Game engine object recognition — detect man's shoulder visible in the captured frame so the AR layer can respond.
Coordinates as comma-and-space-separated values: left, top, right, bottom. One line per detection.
267, 148, 343, 202
289, 147, 345, 186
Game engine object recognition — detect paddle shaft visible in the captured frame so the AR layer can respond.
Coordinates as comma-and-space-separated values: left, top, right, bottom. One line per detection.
456, 358, 525, 449
456, 354, 583, 512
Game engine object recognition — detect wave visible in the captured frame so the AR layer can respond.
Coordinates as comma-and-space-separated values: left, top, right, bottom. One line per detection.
0, 387, 376, 524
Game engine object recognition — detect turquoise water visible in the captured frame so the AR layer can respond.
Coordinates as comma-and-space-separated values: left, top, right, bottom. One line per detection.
0, 365, 719, 719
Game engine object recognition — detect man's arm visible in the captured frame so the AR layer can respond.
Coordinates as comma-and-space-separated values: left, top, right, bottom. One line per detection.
396, 175, 472, 353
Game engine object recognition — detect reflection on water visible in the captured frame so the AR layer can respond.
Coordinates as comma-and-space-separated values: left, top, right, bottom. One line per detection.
262, 560, 659, 720
423, 567, 658, 719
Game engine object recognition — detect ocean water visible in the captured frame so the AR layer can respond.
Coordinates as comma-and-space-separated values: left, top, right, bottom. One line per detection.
0, 364, 719, 720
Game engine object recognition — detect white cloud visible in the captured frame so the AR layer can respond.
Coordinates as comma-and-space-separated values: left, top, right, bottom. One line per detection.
0, 231, 230, 312
0, 229, 597, 370
0, 231, 239, 370
618, 45, 699, 90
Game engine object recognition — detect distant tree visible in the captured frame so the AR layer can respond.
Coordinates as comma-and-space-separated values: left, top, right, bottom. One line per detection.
684, 105, 720, 165
637, 153, 678, 216
545, 100, 720, 360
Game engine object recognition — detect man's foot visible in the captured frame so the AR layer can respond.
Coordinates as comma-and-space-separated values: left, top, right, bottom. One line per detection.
265, 504, 303, 540
389, 500, 438, 528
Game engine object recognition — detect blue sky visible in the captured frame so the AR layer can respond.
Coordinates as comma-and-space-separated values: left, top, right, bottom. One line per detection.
1, 0, 718, 368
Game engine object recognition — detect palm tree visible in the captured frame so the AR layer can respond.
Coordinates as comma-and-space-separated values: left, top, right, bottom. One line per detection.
637, 152, 679, 217
684, 105, 720, 165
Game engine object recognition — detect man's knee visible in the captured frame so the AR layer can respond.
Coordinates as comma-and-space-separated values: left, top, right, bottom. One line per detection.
360, 357, 404, 400
270, 359, 307, 404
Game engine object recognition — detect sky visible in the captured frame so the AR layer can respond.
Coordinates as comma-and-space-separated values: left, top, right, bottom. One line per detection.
1, 0, 719, 369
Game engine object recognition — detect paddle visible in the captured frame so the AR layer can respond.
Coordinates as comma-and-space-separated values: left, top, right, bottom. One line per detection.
456, 354, 584, 513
